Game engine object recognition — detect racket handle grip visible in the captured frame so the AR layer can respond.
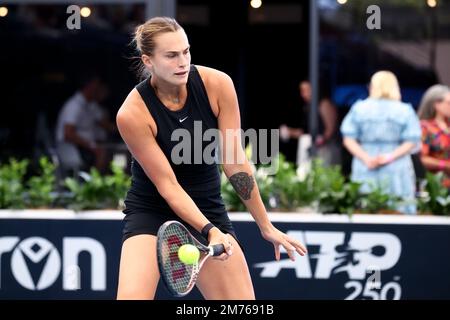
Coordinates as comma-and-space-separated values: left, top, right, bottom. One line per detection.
210, 244, 225, 256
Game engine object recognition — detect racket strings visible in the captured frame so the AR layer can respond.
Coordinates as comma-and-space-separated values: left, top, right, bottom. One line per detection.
160, 223, 196, 294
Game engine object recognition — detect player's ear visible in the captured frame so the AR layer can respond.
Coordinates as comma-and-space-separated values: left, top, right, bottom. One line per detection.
142, 54, 153, 69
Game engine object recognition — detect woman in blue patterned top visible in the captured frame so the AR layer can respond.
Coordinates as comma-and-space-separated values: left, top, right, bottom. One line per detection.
340, 71, 421, 214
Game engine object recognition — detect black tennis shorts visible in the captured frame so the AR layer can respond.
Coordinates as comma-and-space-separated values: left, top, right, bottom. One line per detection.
121, 190, 240, 247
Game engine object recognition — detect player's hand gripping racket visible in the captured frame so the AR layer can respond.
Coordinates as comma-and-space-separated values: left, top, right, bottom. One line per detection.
156, 220, 225, 297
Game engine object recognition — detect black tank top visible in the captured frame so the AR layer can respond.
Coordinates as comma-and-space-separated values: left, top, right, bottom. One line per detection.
130, 65, 223, 205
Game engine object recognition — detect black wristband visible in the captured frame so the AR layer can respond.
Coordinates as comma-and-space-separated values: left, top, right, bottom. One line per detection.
201, 223, 215, 239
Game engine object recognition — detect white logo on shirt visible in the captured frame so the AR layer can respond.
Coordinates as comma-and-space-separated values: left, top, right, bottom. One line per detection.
179, 116, 189, 123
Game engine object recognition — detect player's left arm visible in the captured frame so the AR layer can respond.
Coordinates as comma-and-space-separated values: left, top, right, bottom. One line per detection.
206, 69, 307, 260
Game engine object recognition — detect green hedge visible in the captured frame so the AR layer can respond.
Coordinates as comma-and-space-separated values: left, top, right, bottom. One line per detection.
221, 154, 450, 216
0, 155, 448, 215
0, 157, 130, 210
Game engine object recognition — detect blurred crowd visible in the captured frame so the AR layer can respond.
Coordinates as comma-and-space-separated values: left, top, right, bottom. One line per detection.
280, 71, 450, 215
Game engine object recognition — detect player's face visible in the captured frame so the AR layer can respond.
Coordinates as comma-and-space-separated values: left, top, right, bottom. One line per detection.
435, 92, 450, 118
147, 29, 191, 85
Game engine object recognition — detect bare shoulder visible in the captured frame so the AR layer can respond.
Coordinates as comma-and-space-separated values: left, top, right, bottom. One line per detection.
195, 65, 234, 90
117, 89, 143, 117
196, 65, 239, 119
116, 88, 156, 134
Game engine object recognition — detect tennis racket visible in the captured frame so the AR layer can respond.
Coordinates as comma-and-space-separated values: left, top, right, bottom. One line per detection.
156, 220, 225, 297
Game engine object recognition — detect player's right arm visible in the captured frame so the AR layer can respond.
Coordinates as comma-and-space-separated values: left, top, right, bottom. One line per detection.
116, 89, 210, 231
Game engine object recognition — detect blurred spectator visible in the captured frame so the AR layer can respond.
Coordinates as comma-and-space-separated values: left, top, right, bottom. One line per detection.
280, 80, 341, 166
55, 72, 115, 174
417, 85, 450, 188
340, 71, 421, 214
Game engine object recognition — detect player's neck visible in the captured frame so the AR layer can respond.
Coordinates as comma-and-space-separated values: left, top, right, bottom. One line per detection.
154, 86, 184, 105
151, 78, 186, 106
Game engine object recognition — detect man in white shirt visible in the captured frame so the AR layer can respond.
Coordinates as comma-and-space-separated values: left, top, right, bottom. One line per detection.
55, 74, 112, 173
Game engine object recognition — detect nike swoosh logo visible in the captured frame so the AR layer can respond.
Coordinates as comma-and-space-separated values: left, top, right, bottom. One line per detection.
179, 116, 188, 123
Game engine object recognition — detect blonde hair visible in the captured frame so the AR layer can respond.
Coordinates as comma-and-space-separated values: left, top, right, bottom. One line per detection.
132, 17, 182, 78
417, 84, 450, 120
369, 71, 401, 101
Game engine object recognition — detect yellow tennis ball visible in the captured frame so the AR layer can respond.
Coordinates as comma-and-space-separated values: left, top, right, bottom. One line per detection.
178, 244, 200, 265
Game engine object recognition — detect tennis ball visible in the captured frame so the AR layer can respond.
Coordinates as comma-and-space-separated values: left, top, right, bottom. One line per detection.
178, 244, 200, 265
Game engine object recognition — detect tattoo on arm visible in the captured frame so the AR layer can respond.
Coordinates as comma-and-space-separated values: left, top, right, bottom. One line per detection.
229, 172, 254, 200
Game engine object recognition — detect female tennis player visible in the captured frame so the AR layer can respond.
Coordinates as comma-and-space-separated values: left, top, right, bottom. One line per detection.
116, 17, 307, 300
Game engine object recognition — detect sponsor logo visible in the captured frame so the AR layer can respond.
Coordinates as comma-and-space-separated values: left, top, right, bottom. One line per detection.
0, 237, 106, 291
254, 231, 402, 299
